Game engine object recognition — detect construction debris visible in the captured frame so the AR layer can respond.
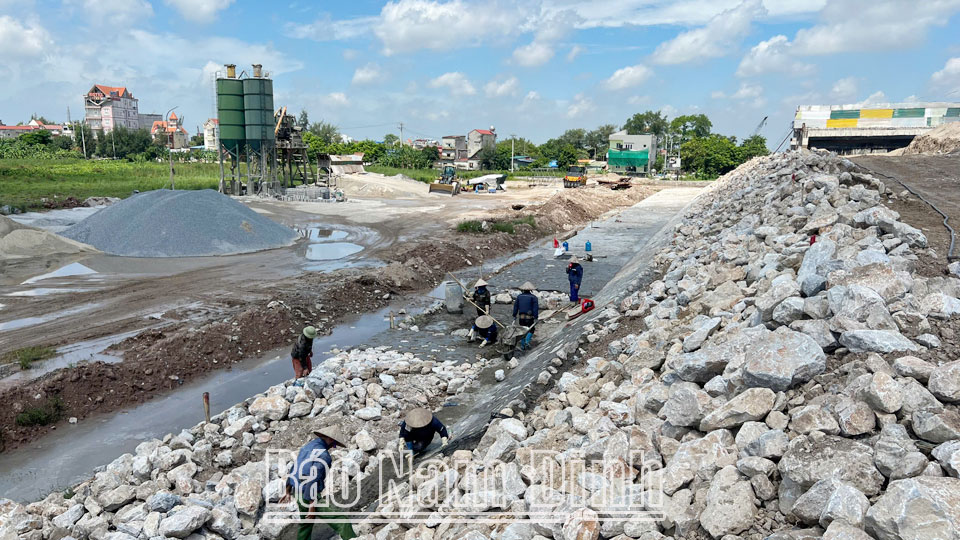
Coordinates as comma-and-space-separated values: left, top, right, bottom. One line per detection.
62, 189, 298, 257
902, 122, 960, 155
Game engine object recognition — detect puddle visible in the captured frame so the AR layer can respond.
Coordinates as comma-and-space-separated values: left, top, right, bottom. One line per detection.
0, 330, 140, 391
22, 262, 97, 284
307, 228, 348, 242
7, 288, 89, 297
305, 242, 364, 260
0, 303, 100, 332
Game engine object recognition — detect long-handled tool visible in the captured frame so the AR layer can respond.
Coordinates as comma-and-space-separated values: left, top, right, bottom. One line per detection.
446, 272, 507, 329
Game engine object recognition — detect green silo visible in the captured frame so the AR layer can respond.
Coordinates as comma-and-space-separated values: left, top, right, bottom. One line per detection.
243, 69, 275, 150
216, 65, 245, 152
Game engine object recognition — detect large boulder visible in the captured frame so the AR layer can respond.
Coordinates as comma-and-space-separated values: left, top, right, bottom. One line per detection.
699, 388, 776, 431
659, 382, 712, 428
658, 430, 737, 495
828, 263, 912, 303
779, 435, 885, 496
865, 477, 960, 540
929, 361, 960, 403
797, 238, 837, 297
671, 326, 767, 383
699, 465, 756, 538
158, 506, 210, 539
874, 423, 928, 480
839, 330, 919, 354
828, 285, 897, 333
248, 395, 289, 421
743, 328, 826, 391
912, 408, 960, 443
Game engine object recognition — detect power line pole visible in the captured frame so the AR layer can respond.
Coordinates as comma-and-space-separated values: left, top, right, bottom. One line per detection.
397, 122, 404, 147
510, 133, 516, 172
166, 106, 178, 189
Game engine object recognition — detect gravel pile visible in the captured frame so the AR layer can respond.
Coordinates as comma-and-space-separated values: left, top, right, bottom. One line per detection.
62, 189, 297, 257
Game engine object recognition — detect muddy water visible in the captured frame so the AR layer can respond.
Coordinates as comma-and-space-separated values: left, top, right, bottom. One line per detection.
0, 302, 101, 332
0, 305, 417, 501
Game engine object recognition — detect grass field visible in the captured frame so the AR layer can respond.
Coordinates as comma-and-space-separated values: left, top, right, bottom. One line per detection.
0, 159, 220, 211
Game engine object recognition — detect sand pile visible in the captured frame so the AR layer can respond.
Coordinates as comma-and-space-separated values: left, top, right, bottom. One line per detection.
62, 189, 298, 257
337, 172, 429, 198
0, 216, 95, 259
903, 122, 960, 155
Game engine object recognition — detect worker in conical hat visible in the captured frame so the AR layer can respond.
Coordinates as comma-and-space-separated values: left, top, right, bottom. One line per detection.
468, 314, 498, 347
471, 278, 491, 317
513, 282, 539, 349
567, 256, 584, 303
282, 421, 356, 539
398, 407, 449, 455
291, 326, 317, 379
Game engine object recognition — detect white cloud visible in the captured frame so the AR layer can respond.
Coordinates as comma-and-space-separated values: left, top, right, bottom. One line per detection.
831, 77, 858, 101
792, 0, 960, 55
732, 83, 763, 99
736, 34, 815, 77
512, 42, 554, 67
352, 63, 381, 85
342, 49, 360, 60
524, 90, 540, 101
566, 93, 594, 118
603, 64, 653, 90
858, 91, 887, 105
566, 45, 584, 62
375, 0, 518, 55
903, 94, 921, 103
286, 14, 377, 41
484, 76, 520, 98
429, 72, 476, 95
67, 0, 154, 26
324, 92, 349, 106
165, 0, 234, 23
651, 0, 766, 65
931, 57, 960, 89
627, 95, 650, 105
713, 83, 763, 100
546, 0, 822, 29
0, 16, 52, 58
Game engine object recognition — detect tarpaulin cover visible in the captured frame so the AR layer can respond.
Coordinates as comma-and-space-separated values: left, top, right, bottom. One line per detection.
607, 148, 649, 168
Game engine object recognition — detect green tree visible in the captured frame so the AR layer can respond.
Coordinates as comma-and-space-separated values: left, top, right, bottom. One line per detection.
51, 135, 74, 150
420, 145, 439, 165
308, 121, 340, 144
93, 126, 156, 160
383, 133, 399, 147
558, 128, 588, 150
623, 110, 669, 137
670, 114, 712, 145
680, 134, 737, 178
30, 114, 52, 124
73, 123, 94, 155
189, 133, 205, 146
586, 124, 618, 159
354, 139, 386, 163
19, 130, 52, 146
298, 110, 309, 129
557, 144, 578, 169
737, 135, 769, 162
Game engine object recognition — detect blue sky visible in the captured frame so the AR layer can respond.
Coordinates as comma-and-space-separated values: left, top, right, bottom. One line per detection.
1, 0, 959, 145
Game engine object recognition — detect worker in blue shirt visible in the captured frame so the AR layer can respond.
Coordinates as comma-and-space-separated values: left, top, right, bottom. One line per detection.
566, 256, 584, 302
399, 407, 449, 455
469, 315, 498, 347
513, 282, 539, 349
281, 424, 356, 540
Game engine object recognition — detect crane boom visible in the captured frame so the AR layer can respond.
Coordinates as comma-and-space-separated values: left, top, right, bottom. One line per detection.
751, 116, 768, 137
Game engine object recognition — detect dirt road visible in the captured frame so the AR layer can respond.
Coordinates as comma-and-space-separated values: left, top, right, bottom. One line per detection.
853, 154, 960, 271
0, 180, 662, 450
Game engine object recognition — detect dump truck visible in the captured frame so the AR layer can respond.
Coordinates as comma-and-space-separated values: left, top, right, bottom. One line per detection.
563, 165, 587, 188
429, 165, 461, 195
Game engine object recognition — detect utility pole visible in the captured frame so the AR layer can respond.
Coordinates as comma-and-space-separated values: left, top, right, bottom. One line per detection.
510, 133, 516, 172
397, 122, 404, 147
70, 106, 88, 159
166, 106, 178, 189
111, 128, 116, 159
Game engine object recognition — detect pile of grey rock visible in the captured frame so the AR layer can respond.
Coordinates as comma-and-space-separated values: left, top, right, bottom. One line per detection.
0, 347, 486, 539
348, 150, 960, 539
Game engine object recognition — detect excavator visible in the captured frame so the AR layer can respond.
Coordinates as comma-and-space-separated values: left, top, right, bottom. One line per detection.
429, 165, 461, 195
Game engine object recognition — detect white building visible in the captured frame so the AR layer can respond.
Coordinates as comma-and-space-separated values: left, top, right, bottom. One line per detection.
203, 118, 219, 150
84, 85, 140, 133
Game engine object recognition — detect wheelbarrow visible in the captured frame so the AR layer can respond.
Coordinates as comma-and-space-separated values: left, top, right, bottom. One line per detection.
495, 322, 536, 360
